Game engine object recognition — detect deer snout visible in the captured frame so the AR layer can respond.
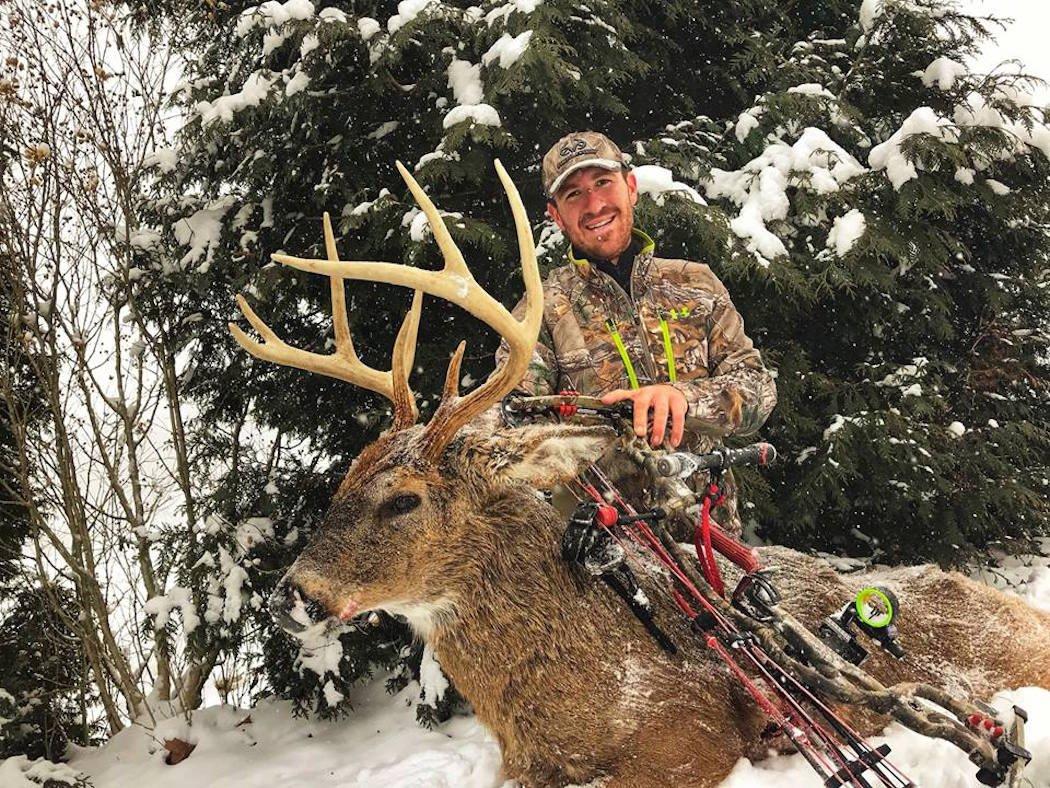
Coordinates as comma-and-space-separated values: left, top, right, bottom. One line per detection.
268, 577, 329, 634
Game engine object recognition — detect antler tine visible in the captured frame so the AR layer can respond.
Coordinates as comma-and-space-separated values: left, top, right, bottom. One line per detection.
229, 216, 424, 428
323, 211, 421, 426
420, 159, 543, 462
391, 290, 423, 431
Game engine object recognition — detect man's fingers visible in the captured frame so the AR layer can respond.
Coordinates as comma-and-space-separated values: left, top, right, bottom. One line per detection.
650, 393, 669, 446
632, 393, 652, 438
669, 394, 687, 448
600, 389, 632, 404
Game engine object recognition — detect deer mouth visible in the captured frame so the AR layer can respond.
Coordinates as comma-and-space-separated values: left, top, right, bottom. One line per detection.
339, 598, 362, 621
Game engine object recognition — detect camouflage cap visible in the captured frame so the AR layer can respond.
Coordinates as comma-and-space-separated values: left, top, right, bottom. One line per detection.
542, 131, 626, 198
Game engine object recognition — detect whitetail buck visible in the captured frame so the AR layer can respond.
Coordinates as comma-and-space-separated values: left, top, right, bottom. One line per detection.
231, 161, 1050, 787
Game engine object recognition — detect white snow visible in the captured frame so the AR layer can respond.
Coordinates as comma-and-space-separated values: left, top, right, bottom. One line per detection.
299, 32, 319, 57
172, 196, 237, 271
947, 421, 966, 438
144, 586, 201, 634
129, 228, 162, 250
481, 30, 534, 69
921, 56, 967, 90
633, 165, 707, 206
875, 358, 928, 390
859, 0, 884, 32
0, 756, 84, 788
447, 58, 484, 105
444, 57, 501, 128
485, 0, 543, 28
735, 108, 763, 142
63, 679, 506, 788
143, 147, 177, 173
367, 120, 399, 139
236, 0, 316, 37
787, 83, 835, 98
235, 516, 275, 554
706, 128, 866, 261
285, 70, 311, 96
955, 167, 975, 185
203, 548, 250, 626
262, 29, 288, 56
823, 413, 863, 441
825, 209, 866, 257
443, 103, 501, 129
388, 0, 436, 34
357, 16, 380, 40
419, 644, 450, 706
985, 178, 1011, 195
195, 71, 276, 126
319, 7, 347, 23
951, 88, 1050, 165
868, 106, 956, 190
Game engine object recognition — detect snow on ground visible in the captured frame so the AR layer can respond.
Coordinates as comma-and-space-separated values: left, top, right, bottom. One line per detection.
62, 678, 508, 788
9, 546, 1042, 788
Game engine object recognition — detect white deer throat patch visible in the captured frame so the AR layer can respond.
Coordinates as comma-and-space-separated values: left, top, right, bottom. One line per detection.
383, 597, 456, 640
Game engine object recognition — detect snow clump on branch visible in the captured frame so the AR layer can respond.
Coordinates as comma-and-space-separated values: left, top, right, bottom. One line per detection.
826, 209, 867, 257
633, 165, 706, 206
921, 57, 967, 90
705, 128, 866, 263
195, 72, 276, 126
444, 58, 501, 129
485, 0, 543, 28
235, 0, 316, 38
482, 30, 534, 69
145, 587, 202, 634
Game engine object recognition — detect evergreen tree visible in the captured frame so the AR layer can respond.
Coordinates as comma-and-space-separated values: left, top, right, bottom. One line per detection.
127, 0, 1048, 714
0, 587, 97, 761
1, 208, 93, 762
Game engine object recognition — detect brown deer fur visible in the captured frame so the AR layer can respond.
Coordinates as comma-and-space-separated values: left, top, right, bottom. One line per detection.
280, 420, 1050, 788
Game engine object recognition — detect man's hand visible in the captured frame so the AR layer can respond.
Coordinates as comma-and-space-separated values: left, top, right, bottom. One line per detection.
601, 385, 688, 448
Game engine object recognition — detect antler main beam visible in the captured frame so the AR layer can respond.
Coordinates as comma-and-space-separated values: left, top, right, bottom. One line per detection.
268, 159, 544, 460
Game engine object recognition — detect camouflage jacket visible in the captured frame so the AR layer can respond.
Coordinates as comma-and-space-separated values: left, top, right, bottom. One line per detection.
501, 229, 777, 447
497, 229, 777, 534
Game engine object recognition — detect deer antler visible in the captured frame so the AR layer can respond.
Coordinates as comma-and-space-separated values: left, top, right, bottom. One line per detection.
229, 212, 423, 430
270, 159, 543, 462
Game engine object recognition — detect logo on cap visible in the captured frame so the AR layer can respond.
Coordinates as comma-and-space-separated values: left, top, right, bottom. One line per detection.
559, 137, 598, 162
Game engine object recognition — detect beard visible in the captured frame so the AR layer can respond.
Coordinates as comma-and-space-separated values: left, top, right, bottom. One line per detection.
570, 212, 633, 261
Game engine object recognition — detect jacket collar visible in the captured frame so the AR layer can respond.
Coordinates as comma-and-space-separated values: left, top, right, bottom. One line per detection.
567, 228, 655, 279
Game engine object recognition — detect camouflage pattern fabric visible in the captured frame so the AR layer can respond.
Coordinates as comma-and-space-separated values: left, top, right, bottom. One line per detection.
497, 231, 777, 536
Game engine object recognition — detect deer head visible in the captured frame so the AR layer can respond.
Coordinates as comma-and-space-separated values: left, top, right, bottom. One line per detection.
230, 161, 614, 636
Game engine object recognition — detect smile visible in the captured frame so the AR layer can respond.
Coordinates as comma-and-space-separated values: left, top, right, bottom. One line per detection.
584, 216, 616, 231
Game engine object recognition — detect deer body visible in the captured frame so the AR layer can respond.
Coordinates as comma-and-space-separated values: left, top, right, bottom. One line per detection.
423, 483, 765, 787
231, 161, 1049, 787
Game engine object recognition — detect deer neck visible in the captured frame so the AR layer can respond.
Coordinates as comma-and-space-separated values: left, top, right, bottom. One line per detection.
422, 486, 643, 738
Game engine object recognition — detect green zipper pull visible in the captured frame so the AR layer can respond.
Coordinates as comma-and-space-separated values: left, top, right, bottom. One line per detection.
605, 318, 640, 390
659, 317, 678, 383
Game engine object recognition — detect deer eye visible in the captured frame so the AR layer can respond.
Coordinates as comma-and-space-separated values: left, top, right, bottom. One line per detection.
383, 493, 421, 517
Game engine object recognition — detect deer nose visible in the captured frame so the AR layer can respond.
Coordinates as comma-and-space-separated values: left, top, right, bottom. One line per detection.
268, 578, 327, 634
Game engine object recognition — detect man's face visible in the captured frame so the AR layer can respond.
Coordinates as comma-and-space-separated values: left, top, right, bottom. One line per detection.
547, 167, 639, 262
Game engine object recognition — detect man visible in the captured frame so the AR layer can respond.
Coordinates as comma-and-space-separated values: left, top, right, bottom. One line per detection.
499, 131, 776, 536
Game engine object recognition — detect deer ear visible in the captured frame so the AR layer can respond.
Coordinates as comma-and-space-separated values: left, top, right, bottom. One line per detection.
465, 424, 618, 489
